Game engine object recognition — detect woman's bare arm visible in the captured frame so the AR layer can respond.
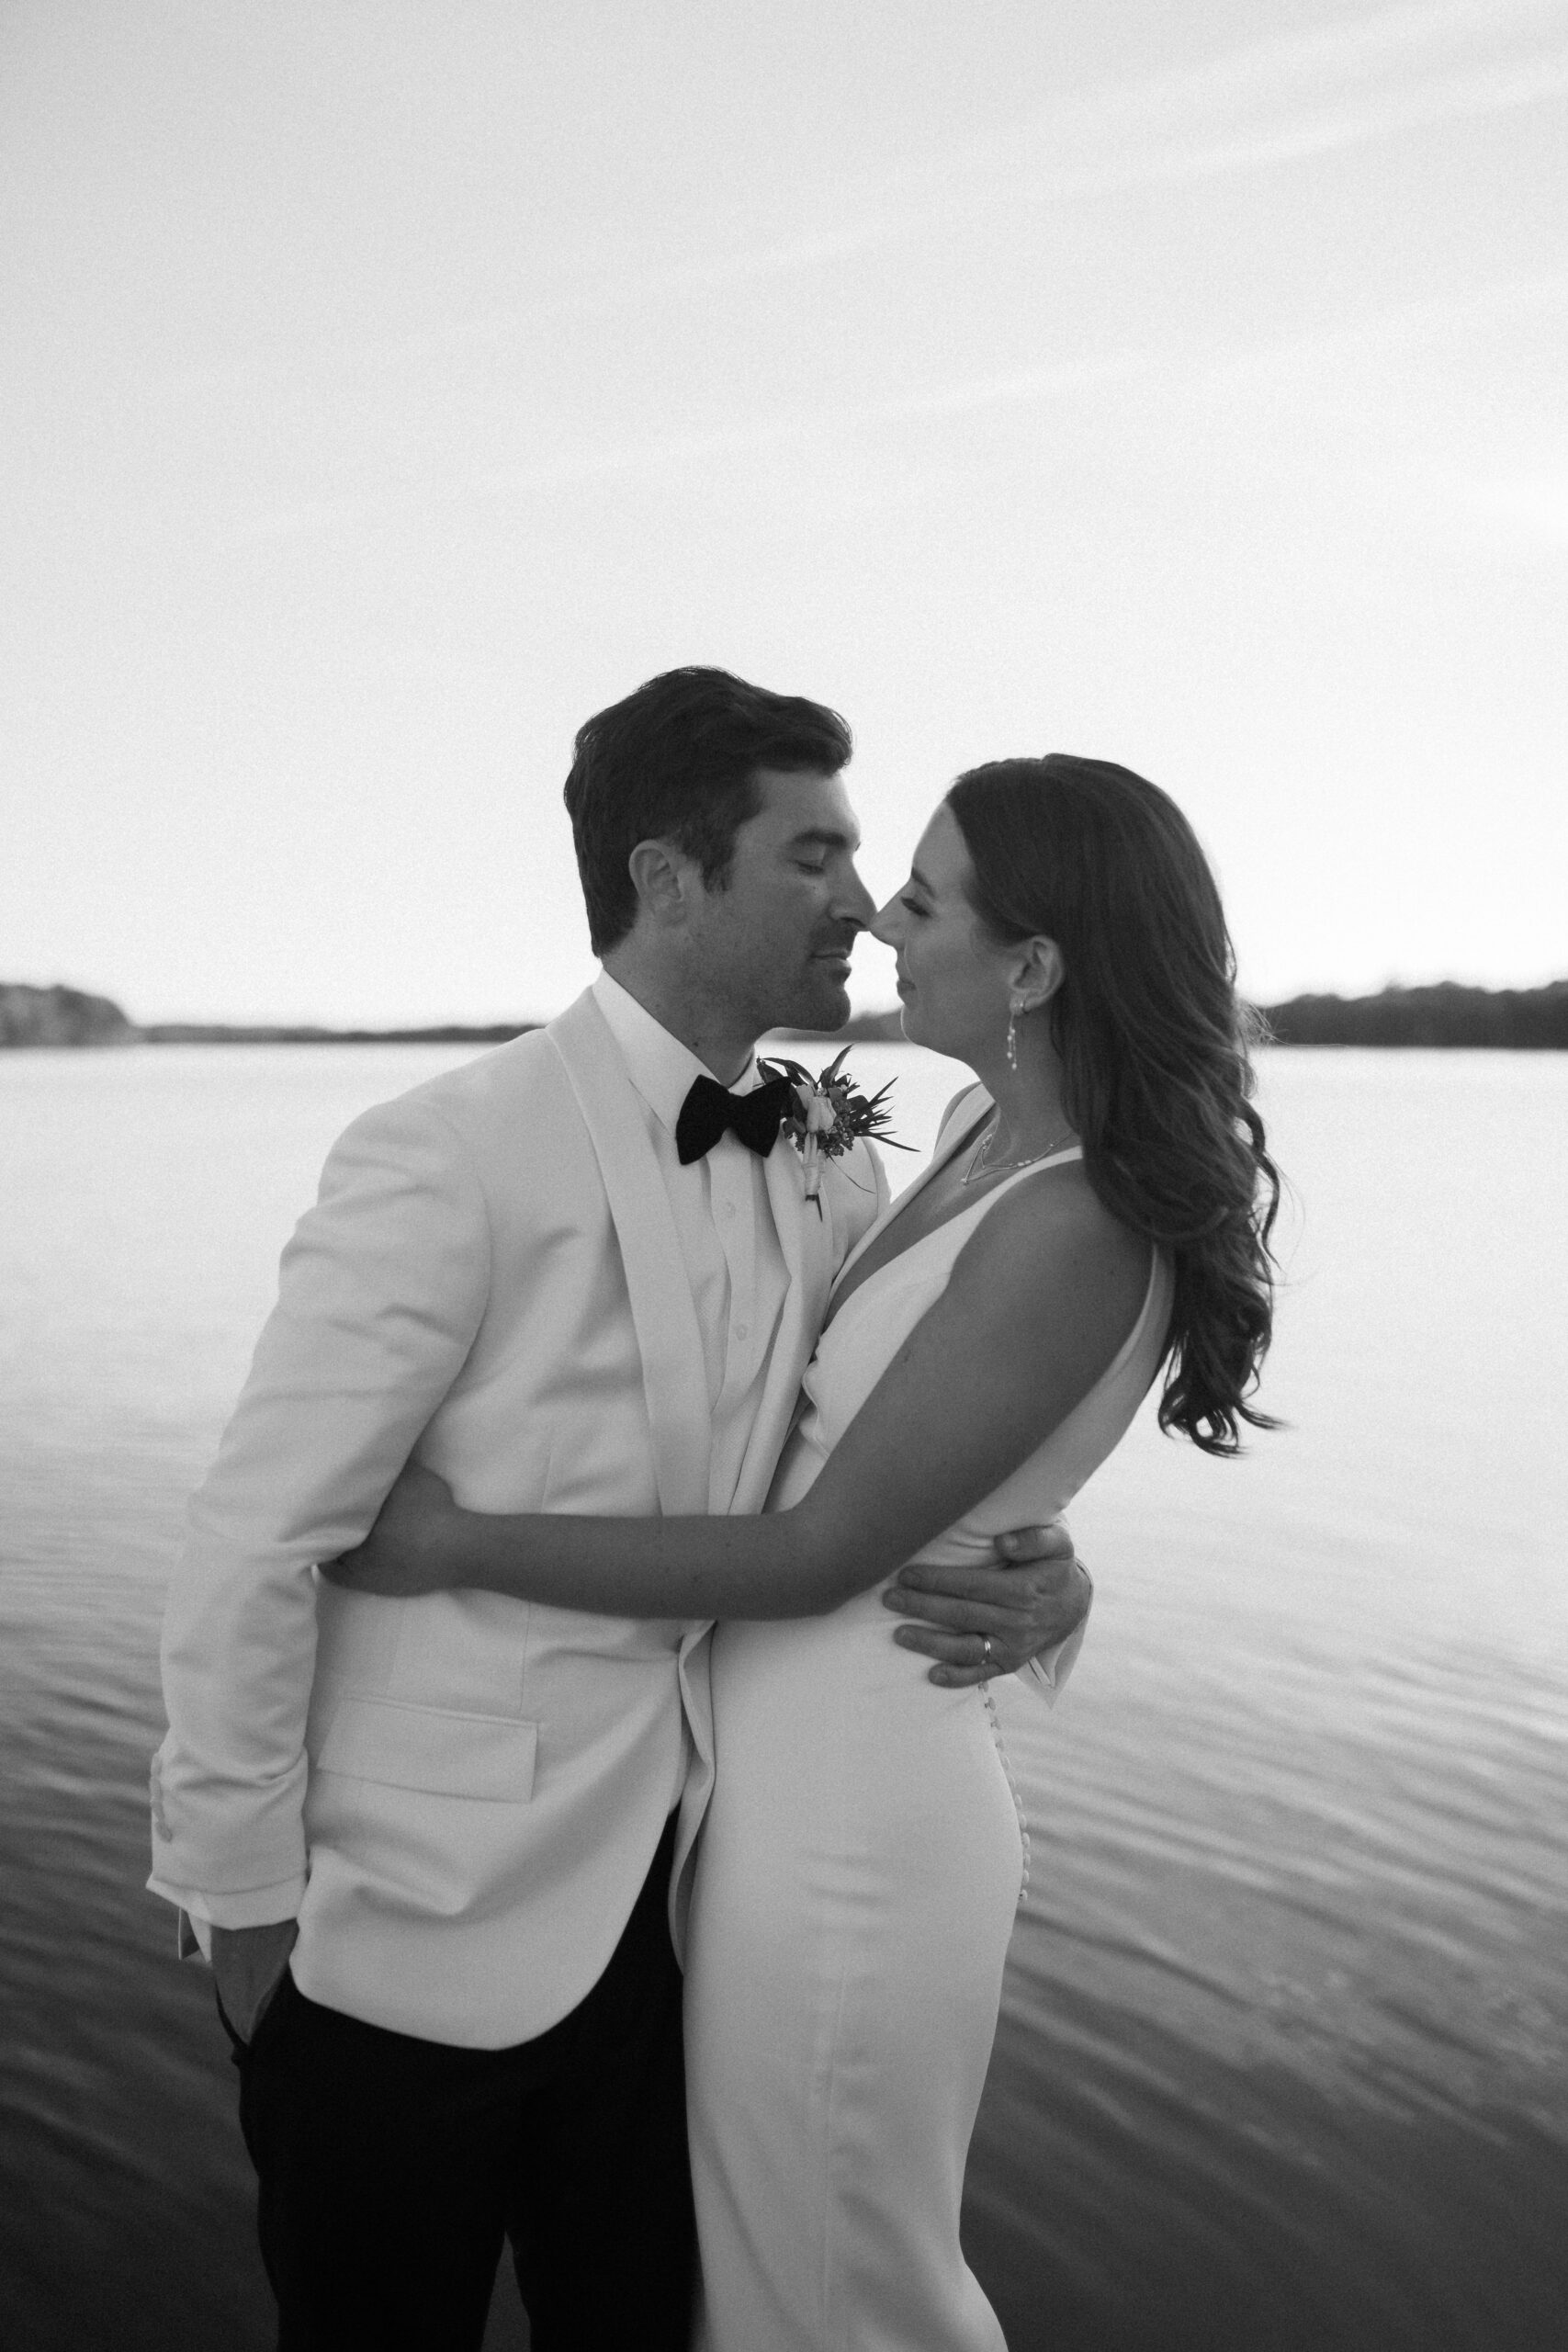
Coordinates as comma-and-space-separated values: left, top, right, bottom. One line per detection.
329, 1175, 1150, 1620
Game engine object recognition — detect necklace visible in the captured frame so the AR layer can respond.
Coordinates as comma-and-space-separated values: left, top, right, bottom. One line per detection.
959, 1119, 1079, 1187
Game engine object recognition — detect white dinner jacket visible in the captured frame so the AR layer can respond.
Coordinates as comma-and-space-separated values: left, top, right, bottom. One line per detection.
150, 989, 886, 2049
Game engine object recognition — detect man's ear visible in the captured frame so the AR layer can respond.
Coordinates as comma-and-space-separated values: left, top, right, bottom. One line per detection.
1010, 935, 1065, 1012
626, 839, 697, 929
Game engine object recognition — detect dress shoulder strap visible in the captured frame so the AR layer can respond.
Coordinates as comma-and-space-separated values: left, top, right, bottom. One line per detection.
930, 1083, 990, 1164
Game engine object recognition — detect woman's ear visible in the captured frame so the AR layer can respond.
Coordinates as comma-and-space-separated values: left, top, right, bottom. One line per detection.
1010, 935, 1065, 1012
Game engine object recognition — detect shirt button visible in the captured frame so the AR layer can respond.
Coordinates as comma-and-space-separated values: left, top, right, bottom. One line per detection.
721, 1202, 736, 1220
735, 1322, 749, 1340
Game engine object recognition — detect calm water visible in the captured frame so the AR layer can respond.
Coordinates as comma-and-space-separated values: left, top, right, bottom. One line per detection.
2, 1043, 1565, 2351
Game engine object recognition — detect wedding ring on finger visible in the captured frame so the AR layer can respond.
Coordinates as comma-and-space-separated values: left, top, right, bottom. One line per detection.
979, 1634, 993, 1671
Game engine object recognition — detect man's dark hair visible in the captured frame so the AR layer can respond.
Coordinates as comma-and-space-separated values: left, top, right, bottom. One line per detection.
562, 667, 852, 955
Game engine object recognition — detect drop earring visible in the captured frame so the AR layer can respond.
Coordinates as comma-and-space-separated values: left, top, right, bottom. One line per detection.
1005, 1000, 1021, 1071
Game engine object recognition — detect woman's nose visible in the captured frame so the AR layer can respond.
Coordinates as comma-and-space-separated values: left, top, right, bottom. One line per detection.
868, 896, 902, 946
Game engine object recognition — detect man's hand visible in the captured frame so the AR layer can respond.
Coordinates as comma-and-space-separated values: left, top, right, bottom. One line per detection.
881, 1522, 1091, 1686
210, 1919, 298, 2043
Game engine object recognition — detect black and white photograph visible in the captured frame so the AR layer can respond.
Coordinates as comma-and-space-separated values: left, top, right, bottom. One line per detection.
2, 5, 1564, 2348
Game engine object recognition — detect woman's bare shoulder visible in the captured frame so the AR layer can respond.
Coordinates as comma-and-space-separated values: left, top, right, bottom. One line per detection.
949, 1161, 1148, 1320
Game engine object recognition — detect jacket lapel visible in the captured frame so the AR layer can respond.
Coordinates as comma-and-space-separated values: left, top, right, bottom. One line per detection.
547, 991, 712, 1517
725, 1125, 836, 1514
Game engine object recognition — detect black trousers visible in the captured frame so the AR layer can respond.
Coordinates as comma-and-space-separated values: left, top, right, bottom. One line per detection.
222, 1813, 694, 2352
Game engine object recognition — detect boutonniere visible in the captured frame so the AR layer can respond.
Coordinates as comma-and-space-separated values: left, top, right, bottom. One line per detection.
756, 1047, 909, 1214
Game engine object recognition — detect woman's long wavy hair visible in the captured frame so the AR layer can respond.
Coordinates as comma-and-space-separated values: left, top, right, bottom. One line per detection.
946, 756, 1280, 1455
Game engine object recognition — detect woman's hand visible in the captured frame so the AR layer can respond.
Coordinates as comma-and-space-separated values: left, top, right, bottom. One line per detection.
321, 1461, 465, 1598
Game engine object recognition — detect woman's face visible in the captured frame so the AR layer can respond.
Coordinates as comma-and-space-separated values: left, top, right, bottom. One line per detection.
871, 802, 1017, 1063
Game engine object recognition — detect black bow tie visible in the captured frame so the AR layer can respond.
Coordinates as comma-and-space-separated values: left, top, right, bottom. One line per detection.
675, 1072, 794, 1167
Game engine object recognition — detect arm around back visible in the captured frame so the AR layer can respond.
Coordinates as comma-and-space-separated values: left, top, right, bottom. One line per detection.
334, 1169, 1148, 1625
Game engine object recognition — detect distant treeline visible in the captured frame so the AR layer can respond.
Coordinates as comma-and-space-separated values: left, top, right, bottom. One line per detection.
136, 1020, 536, 1047
4, 980, 1567, 1050
0, 986, 536, 1049
0, 983, 135, 1047
1262, 981, 1568, 1049
804, 988, 1568, 1049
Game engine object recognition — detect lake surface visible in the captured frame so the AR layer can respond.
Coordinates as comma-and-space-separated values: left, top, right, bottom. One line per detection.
2, 1042, 1565, 2350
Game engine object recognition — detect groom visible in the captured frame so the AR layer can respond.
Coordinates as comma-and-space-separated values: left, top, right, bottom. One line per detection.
150, 666, 1089, 2349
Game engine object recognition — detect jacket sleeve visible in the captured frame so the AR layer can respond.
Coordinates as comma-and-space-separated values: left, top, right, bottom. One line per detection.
148, 1092, 491, 1927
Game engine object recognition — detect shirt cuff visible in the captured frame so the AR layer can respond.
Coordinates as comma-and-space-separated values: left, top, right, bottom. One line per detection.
1015, 1618, 1088, 1707
149, 1871, 306, 1959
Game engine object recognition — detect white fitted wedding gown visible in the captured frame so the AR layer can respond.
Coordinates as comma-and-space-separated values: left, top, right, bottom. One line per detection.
683, 1091, 1176, 2351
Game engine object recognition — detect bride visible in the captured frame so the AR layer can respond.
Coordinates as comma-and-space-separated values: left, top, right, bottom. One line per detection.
330, 753, 1280, 2350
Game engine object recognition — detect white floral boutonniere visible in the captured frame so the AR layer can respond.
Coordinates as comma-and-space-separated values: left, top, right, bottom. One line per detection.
756, 1047, 908, 1214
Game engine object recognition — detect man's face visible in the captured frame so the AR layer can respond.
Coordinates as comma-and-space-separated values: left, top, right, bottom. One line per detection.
686, 767, 876, 1037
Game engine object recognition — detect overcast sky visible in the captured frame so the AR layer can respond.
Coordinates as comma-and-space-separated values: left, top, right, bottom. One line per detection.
4, 0, 1564, 1023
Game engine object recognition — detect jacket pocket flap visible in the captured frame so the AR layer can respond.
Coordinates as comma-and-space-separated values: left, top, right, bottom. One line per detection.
315, 1698, 537, 1803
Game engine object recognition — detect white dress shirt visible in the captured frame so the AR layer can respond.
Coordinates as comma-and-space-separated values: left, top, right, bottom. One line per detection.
592, 972, 792, 1516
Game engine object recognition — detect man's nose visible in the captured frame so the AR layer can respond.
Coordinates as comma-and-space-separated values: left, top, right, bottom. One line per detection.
832, 863, 879, 929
